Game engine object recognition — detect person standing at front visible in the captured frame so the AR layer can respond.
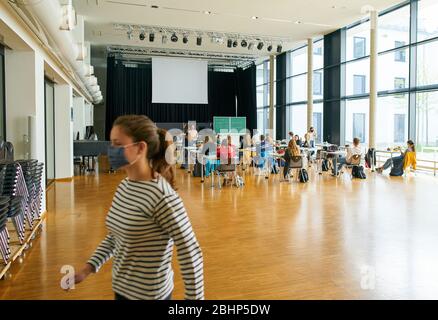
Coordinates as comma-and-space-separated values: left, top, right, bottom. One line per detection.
74, 115, 204, 300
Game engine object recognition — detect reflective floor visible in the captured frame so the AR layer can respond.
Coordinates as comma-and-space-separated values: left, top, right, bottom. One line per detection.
1, 168, 438, 299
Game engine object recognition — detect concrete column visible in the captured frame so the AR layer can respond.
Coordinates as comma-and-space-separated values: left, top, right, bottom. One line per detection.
73, 96, 85, 139
307, 39, 314, 131
55, 84, 74, 179
369, 10, 378, 149
5, 49, 46, 212
269, 55, 275, 138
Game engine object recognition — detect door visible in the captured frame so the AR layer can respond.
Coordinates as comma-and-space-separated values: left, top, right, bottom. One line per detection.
45, 80, 55, 186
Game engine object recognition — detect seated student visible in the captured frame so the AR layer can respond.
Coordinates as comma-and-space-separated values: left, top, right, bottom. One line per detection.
217, 136, 237, 184
288, 131, 294, 141
294, 135, 303, 147
282, 139, 301, 181
332, 137, 362, 175
242, 133, 252, 168
200, 136, 216, 177
376, 140, 416, 175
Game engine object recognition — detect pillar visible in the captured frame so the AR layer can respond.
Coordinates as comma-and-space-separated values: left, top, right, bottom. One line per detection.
307, 39, 314, 131
369, 10, 378, 149
269, 55, 275, 138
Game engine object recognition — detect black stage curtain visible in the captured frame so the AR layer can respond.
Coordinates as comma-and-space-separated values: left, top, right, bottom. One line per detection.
106, 57, 256, 138
236, 65, 257, 133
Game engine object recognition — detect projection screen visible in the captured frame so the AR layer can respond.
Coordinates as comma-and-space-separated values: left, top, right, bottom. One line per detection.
152, 57, 208, 104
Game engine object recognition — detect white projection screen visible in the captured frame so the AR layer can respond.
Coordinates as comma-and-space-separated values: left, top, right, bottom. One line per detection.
152, 57, 208, 104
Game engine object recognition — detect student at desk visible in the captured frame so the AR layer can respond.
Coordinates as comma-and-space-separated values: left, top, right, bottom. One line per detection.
332, 137, 362, 175
376, 140, 416, 175
282, 139, 301, 181
217, 136, 237, 185
200, 136, 216, 177
242, 133, 252, 169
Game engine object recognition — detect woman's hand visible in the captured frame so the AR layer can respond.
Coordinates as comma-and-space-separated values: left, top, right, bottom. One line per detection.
74, 264, 94, 284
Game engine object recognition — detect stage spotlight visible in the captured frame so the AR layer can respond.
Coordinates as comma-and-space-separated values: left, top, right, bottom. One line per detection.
183, 35, 189, 44
197, 36, 202, 46
171, 33, 178, 42
162, 34, 168, 44
257, 42, 264, 50
248, 42, 254, 50
149, 33, 155, 42
139, 30, 145, 41
233, 40, 238, 47
277, 45, 283, 53
227, 39, 232, 48
241, 40, 248, 48
267, 44, 273, 52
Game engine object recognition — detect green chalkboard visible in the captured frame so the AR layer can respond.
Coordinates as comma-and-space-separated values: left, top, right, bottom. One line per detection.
214, 117, 247, 133
230, 117, 246, 133
213, 117, 230, 133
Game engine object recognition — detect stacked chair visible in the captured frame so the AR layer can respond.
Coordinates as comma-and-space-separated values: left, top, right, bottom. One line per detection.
16, 160, 44, 221
0, 196, 10, 264
0, 160, 44, 265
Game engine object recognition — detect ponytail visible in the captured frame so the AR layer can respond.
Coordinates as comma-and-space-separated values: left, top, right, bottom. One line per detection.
152, 129, 176, 189
113, 115, 176, 189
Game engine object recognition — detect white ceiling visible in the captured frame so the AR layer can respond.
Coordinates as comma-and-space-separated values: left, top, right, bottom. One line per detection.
74, 0, 403, 57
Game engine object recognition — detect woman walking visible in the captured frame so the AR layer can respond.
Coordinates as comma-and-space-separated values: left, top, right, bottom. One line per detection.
74, 115, 204, 300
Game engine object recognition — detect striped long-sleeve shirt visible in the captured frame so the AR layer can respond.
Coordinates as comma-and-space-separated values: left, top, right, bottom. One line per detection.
87, 176, 204, 300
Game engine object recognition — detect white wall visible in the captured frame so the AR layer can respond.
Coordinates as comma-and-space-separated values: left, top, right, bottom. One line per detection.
55, 85, 74, 179
4, 49, 46, 212
84, 101, 93, 126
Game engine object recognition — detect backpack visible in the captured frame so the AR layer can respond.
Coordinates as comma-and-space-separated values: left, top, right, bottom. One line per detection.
299, 168, 309, 183
365, 148, 376, 168
192, 162, 203, 177
352, 166, 366, 179
390, 165, 403, 176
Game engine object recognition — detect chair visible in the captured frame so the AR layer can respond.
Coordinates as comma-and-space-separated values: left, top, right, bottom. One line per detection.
285, 156, 303, 182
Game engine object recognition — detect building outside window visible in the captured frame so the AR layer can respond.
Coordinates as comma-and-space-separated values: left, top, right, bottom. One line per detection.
353, 36, 366, 59
353, 75, 366, 95
353, 113, 366, 142
394, 41, 406, 62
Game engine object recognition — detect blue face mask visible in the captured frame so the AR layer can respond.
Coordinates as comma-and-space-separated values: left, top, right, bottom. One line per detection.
107, 143, 139, 170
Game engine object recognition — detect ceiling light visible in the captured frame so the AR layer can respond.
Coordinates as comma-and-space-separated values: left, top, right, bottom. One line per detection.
151, 5, 159, 8
257, 42, 264, 50
241, 40, 248, 48
233, 40, 238, 47
248, 42, 254, 50
196, 36, 202, 46
149, 32, 155, 42
277, 45, 283, 53
162, 34, 168, 44
171, 33, 178, 42
251, 16, 259, 20
204, 11, 211, 14
183, 35, 189, 44
127, 31, 133, 40
267, 44, 273, 52
295, 20, 302, 24
227, 39, 232, 48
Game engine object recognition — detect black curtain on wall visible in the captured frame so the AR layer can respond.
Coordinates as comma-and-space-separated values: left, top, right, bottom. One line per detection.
106, 56, 248, 139
236, 64, 257, 133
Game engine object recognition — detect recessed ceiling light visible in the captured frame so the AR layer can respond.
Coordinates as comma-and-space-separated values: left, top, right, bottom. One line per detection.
151, 5, 159, 9
295, 20, 302, 24
204, 11, 211, 15
251, 16, 259, 20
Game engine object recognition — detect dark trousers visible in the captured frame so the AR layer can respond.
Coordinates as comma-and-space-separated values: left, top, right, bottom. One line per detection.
115, 292, 172, 300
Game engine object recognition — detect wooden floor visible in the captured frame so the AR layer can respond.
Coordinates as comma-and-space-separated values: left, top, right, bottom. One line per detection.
1, 167, 438, 300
